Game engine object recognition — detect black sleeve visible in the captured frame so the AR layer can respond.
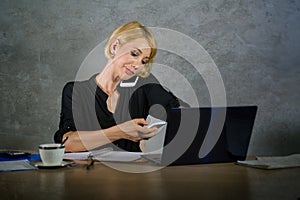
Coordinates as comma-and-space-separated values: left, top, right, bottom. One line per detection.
145, 83, 181, 109
129, 83, 181, 120
136, 73, 190, 108
54, 82, 77, 143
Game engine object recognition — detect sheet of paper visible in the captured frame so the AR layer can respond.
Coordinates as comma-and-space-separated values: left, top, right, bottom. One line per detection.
236, 154, 300, 169
64, 150, 145, 162
93, 151, 144, 162
64, 152, 90, 160
0, 159, 37, 172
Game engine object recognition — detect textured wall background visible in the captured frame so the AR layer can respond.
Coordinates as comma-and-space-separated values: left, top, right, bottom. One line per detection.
0, 0, 299, 156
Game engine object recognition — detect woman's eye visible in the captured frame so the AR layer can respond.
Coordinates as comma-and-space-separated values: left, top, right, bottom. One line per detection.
130, 51, 138, 57
142, 59, 149, 65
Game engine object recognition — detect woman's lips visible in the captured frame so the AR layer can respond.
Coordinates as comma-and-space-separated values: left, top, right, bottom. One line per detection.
125, 66, 134, 75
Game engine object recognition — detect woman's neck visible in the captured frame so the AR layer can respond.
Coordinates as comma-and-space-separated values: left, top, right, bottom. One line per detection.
95, 62, 120, 96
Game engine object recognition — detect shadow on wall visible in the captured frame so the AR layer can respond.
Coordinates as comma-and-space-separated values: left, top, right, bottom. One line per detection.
249, 128, 300, 156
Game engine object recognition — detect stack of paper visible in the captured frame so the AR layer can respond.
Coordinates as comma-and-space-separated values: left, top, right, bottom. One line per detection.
0, 160, 37, 172
64, 150, 144, 162
236, 154, 300, 169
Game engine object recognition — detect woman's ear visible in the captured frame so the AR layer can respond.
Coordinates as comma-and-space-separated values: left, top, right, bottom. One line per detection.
109, 39, 120, 57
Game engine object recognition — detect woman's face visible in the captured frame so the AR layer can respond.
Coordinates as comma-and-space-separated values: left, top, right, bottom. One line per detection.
111, 38, 151, 80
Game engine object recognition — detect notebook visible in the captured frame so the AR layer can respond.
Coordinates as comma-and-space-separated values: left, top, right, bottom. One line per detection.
142, 106, 258, 166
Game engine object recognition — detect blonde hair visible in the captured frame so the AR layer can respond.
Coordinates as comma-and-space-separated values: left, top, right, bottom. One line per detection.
105, 21, 157, 78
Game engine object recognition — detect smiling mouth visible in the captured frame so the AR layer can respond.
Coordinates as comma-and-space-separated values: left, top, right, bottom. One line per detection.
125, 66, 134, 75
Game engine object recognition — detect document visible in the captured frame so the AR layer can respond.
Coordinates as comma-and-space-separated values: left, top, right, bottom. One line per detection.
92, 151, 144, 162
236, 154, 300, 169
0, 159, 37, 172
64, 150, 144, 162
63, 152, 90, 160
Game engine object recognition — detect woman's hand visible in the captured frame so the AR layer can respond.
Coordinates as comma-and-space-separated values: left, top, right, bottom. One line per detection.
118, 118, 158, 142
61, 118, 158, 152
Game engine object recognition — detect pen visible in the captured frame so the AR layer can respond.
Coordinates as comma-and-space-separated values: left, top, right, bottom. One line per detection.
85, 148, 113, 170
86, 154, 94, 170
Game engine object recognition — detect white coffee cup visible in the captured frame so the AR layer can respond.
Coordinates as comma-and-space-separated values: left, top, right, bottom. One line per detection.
39, 144, 65, 166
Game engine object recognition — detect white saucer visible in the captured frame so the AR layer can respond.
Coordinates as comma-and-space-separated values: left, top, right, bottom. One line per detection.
34, 161, 73, 169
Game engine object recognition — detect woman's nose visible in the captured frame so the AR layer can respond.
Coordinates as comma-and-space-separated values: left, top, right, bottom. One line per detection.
132, 64, 140, 70
132, 59, 143, 70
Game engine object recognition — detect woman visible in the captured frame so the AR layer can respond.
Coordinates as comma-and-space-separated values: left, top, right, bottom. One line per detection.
54, 21, 183, 152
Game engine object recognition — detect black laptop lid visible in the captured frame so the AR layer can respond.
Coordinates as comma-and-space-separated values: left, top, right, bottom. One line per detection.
161, 106, 257, 166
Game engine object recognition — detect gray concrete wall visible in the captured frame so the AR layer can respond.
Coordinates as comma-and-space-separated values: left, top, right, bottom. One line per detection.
0, 0, 299, 156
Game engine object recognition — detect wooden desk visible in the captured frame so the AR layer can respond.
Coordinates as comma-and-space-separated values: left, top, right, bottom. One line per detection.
0, 161, 299, 200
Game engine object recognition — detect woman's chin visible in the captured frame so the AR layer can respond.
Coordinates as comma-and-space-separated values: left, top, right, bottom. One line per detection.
121, 74, 134, 80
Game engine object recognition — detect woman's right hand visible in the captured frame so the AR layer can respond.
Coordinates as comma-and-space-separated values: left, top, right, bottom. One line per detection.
118, 118, 158, 142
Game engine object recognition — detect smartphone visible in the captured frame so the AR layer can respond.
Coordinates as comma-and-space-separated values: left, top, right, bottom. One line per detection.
120, 76, 139, 87
146, 121, 167, 129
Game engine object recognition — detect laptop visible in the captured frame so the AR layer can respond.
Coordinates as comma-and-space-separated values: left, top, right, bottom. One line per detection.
142, 106, 258, 166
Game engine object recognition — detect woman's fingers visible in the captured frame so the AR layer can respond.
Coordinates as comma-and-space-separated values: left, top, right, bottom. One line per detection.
138, 127, 158, 139
125, 127, 157, 142
118, 118, 158, 141
133, 118, 148, 126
